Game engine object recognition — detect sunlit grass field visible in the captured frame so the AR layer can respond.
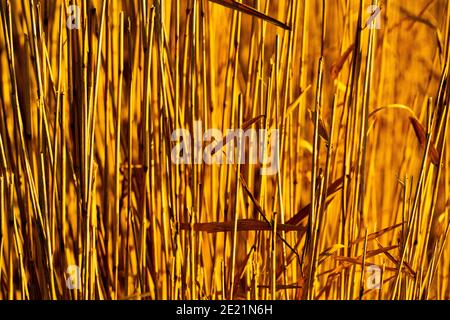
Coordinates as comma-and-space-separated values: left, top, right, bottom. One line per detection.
0, 0, 450, 300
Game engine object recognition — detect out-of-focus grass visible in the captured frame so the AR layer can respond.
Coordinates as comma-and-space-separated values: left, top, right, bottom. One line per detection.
0, 0, 449, 300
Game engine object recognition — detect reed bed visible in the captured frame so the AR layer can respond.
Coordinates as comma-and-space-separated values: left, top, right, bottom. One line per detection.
0, 0, 450, 300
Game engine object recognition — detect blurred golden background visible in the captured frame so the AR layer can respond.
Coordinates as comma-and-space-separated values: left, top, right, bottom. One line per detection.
0, 0, 449, 300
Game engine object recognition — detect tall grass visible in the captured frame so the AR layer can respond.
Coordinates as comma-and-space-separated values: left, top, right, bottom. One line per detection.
0, 0, 450, 300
